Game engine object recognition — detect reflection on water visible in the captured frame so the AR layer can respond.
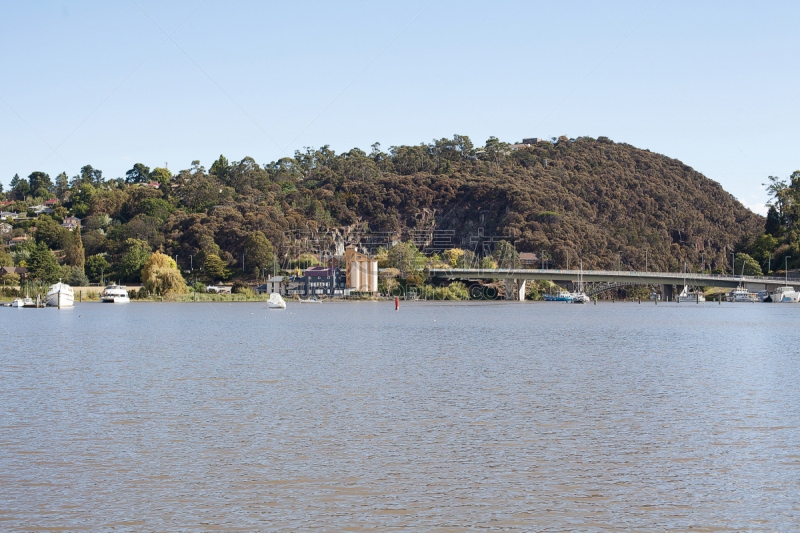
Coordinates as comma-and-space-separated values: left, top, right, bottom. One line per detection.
1, 301, 798, 531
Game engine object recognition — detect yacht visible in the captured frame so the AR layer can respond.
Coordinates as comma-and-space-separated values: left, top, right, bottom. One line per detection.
571, 292, 590, 304
676, 287, 705, 303
10, 297, 24, 308
726, 286, 757, 302
268, 293, 286, 309
101, 284, 130, 303
543, 289, 573, 302
570, 259, 590, 303
771, 286, 800, 303
46, 280, 74, 307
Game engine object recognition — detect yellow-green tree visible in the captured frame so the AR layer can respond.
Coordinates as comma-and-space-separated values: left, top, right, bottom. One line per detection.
141, 251, 187, 296
442, 248, 464, 267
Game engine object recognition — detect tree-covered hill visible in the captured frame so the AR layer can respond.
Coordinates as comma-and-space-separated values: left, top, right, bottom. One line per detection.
1, 135, 770, 284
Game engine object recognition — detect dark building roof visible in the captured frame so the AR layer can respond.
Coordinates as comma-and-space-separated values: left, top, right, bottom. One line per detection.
305, 266, 337, 277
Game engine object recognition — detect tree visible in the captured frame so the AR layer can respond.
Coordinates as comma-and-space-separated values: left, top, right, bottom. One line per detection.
55, 172, 69, 198
28, 171, 53, 194
387, 241, 425, 277
85, 254, 110, 282
442, 248, 465, 267
733, 253, 763, 276
64, 266, 89, 287
204, 254, 230, 282
141, 251, 187, 296
150, 167, 172, 187
80, 165, 103, 186
484, 136, 508, 171
69, 182, 96, 217
70, 227, 85, 270
210, 155, 230, 184
3, 272, 20, 285
119, 238, 151, 281
125, 163, 151, 184
0, 250, 14, 267
28, 242, 60, 282
492, 240, 521, 269
10, 174, 29, 200
244, 231, 274, 275
34, 218, 68, 249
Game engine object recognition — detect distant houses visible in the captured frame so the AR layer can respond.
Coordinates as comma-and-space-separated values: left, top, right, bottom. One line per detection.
61, 215, 81, 231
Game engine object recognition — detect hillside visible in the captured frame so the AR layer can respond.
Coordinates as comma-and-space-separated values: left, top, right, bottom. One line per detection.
1, 135, 767, 283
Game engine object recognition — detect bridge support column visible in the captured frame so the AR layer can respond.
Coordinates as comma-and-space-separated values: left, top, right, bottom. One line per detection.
662, 284, 673, 302
504, 279, 526, 301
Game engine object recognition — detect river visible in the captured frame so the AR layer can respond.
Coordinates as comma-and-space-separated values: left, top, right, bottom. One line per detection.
1, 301, 798, 531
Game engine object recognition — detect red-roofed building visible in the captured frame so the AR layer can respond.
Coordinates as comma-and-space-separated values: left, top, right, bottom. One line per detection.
44, 199, 58, 206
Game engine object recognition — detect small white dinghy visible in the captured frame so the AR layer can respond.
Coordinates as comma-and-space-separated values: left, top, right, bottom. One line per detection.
268, 293, 286, 309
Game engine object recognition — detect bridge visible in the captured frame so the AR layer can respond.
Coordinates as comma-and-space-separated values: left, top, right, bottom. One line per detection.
427, 268, 800, 300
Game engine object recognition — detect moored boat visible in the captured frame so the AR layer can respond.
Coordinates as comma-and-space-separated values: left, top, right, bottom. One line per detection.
268, 293, 286, 309
100, 284, 130, 303
46, 281, 74, 307
571, 292, 590, 304
725, 286, 757, 303
771, 286, 800, 303
676, 287, 705, 303
543, 289, 573, 302
10, 297, 24, 308
648, 291, 661, 301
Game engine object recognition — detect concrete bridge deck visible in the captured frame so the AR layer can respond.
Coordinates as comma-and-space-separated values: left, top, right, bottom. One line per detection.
427, 268, 800, 300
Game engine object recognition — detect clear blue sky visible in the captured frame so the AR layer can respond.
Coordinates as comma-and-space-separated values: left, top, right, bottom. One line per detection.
2, 0, 798, 215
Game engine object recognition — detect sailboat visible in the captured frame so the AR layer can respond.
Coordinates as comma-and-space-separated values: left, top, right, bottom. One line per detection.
571, 260, 590, 304
676, 261, 705, 303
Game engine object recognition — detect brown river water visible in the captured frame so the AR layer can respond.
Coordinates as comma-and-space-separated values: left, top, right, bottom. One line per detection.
0, 300, 798, 531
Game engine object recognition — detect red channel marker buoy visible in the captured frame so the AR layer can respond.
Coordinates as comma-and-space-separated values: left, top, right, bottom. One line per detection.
395, 296, 399, 311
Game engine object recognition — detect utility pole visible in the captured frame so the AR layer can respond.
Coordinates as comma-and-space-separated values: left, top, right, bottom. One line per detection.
730, 252, 735, 276
645, 250, 648, 273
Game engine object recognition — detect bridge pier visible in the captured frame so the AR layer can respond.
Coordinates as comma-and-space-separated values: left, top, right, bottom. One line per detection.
662, 284, 673, 302
504, 279, 526, 301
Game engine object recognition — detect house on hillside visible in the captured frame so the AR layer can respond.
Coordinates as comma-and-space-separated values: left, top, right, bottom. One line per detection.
0, 266, 28, 282
520, 252, 539, 267
61, 215, 81, 231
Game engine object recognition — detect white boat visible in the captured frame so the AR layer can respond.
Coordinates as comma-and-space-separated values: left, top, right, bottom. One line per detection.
268, 293, 286, 309
648, 291, 661, 301
725, 286, 757, 303
298, 297, 321, 303
571, 259, 590, 303
771, 286, 800, 303
756, 290, 771, 302
676, 286, 705, 303
571, 292, 590, 304
10, 297, 24, 308
46, 280, 74, 307
101, 284, 130, 303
